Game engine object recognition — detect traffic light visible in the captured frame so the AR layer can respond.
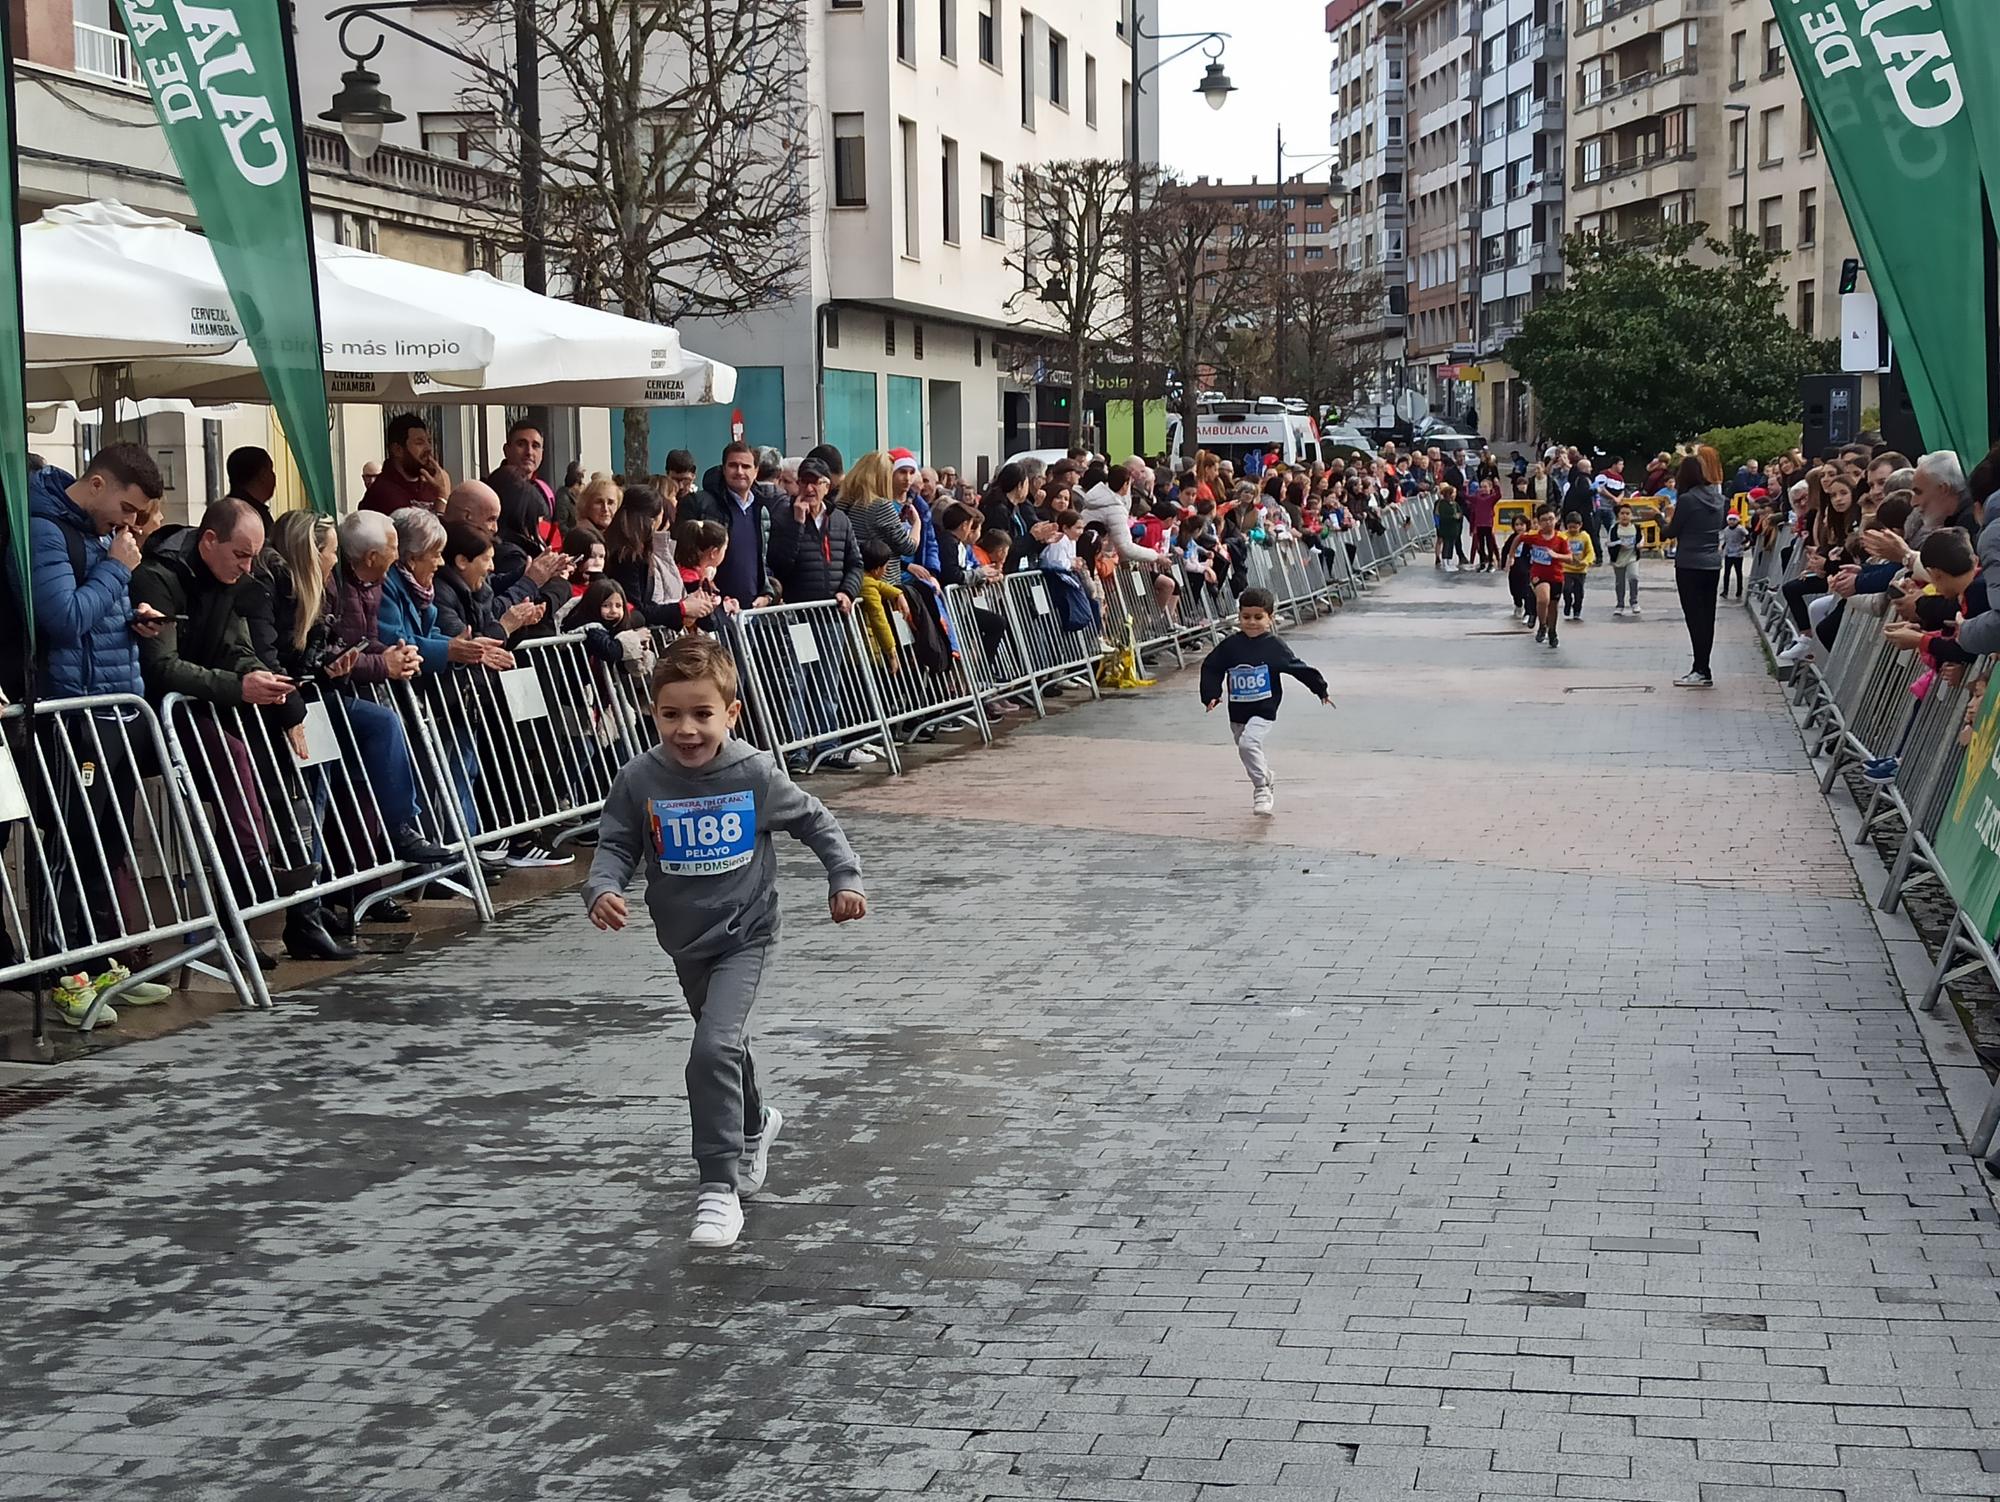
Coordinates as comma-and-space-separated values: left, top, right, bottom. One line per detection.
1839, 257, 1861, 294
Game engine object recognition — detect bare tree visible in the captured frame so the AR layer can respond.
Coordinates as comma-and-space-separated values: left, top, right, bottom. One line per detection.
463, 0, 812, 471
1003, 159, 1143, 450
1278, 263, 1387, 427
1138, 180, 1285, 459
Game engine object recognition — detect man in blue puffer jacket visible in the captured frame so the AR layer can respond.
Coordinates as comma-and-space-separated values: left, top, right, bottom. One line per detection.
9, 445, 165, 1024
22, 445, 161, 701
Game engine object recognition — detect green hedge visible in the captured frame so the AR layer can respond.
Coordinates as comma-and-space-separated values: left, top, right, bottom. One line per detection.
1698, 422, 1799, 481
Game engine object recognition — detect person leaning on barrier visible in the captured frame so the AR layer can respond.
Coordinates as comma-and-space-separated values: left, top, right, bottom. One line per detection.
330, 511, 424, 691
604, 484, 718, 631
12, 444, 172, 1024
768, 458, 861, 611
434, 521, 548, 645
980, 462, 1057, 573
379, 508, 515, 677
130, 497, 317, 960
264, 512, 449, 960
444, 477, 569, 628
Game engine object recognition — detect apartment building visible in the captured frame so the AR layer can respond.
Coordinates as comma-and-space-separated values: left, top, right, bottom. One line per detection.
1325, 0, 1410, 406
1399, 0, 1477, 411
1178, 176, 1341, 267
666, 0, 1141, 478
1725, 0, 1858, 347
1565, 0, 1721, 242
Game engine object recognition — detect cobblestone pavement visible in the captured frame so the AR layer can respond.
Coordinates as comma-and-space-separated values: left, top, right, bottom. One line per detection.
5, 562, 2000, 1502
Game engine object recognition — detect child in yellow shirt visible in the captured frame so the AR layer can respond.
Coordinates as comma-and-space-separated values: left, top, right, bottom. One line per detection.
858, 540, 910, 671
1561, 511, 1598, 621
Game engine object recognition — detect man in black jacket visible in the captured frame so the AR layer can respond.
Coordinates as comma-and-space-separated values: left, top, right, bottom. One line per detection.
767, 459, 861, 607
130, 499, 343, 960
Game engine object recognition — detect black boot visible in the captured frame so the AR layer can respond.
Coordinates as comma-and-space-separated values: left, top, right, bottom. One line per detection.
284, 903, 361, 962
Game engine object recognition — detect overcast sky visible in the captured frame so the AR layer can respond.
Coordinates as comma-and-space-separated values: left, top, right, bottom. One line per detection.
1155, 0, 1333, 183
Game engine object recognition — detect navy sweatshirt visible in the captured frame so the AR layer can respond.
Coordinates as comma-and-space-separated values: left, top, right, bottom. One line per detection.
1199, 631, 1330, 724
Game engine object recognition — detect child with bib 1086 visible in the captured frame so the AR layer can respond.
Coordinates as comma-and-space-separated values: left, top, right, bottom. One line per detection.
1198, 586, 1332, 818
582, 634, 867, 1249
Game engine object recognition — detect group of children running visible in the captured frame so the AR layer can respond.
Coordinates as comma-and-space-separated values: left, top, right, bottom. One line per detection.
1499, 503, 1652, 648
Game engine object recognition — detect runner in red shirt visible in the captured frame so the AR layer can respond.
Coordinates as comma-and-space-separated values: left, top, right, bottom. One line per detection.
1525, 505, 1571, 650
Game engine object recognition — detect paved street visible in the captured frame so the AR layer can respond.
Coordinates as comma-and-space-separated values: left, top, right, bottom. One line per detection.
5, 560, 2000, 1502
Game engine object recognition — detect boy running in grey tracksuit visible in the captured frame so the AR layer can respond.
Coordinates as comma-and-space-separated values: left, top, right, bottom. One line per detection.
1607, 502, 1643, 616
583, 635, 867, 1249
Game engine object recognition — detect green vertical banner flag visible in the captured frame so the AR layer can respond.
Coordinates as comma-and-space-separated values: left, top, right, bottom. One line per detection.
1935, 675, 2000, 937
1939, 2, 2000, 252
1773, 1, 1986, 461
0, 7, 31, 649
114, 0, 337, 515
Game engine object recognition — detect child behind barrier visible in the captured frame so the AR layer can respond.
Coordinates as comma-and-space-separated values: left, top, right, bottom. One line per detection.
675, 520, 731, 633
859, 540, 911, 672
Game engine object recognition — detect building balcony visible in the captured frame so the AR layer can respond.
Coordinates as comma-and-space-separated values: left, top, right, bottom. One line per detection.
1572, 144, 1697, 193
1573, 59, 1696, 117
302, 126, 518, 213
1531, 99, 1565, 134
73, 21, 141, 87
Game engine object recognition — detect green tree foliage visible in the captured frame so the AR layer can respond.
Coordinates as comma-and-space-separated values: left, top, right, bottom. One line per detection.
1699, 421, 1802, 479
1505, 226, 1835, 460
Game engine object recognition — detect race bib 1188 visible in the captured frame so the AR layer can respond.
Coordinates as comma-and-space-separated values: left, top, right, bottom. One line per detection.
648, 789, 756, 876
1227, 663, 1273, 701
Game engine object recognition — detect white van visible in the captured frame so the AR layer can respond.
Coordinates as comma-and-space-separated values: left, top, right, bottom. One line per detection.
1165, 403, 1322, 471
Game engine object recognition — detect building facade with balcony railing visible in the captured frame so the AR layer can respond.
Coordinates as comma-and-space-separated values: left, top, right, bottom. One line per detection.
1457, 0, 1565, 441
1728, 0, 1860, 348
1400, 0, 1478, 396
1327, 0, 1412, 405
1565, 0, 1725, 244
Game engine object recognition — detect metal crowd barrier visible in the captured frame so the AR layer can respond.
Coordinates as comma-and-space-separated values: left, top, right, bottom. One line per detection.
0, 694, 255, 1031
9, 518, 1376, 1031
1748, 560, 2000, 1164
719, 601, 904, 770
161, 675, 492, 1010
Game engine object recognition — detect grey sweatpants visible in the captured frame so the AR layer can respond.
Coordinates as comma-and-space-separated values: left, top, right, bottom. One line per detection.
673, 943, 770, 1188
1614, 563, 1639, 608
1230, 715, 1275, 790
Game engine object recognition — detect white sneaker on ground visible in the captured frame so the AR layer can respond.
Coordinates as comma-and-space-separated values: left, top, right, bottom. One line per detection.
689, 1183, 743, 1248
1252, 787, 1275, 818
740, 1107, 783, 1198
507, 843, 572, 869
1630, 606, 1641, 616
1775, 638, 1815, 666
1673, 671, 1714, 688
849, 744, 881, 763
1614, 606, 1625, 617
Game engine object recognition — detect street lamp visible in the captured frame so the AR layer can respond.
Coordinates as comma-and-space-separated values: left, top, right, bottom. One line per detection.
319, 63, 402, 163
321, 0, 546, 296
1196, 60, 1236, 110
1128, 13, 1234, 455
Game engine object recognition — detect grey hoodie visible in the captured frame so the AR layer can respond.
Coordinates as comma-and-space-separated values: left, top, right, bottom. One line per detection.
582, 739, 863, 961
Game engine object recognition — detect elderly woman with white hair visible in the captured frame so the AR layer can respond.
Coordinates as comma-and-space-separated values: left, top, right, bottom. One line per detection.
377, 507, 512, 675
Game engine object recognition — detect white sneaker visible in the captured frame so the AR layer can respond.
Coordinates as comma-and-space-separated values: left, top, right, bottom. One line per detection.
1614, 606, 1625, 617
1630, 606, 1641, 617
507, 843, 573, 869
848, 745, 881, 764
1672, 671, 1714, 688
1252, 787, 1275, 817
739, 1106, 783, 1198
689, 1183, 743, 1248
1775, 638, 1815, 666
